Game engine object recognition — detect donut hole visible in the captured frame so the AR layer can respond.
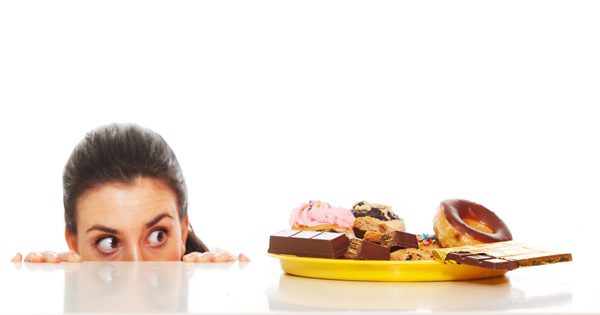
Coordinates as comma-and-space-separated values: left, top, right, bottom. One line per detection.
462, 217, 494, 234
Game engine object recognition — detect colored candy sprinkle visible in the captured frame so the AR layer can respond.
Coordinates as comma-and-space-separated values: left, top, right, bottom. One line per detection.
303, 200, 334, 211
417, 234, 438, 247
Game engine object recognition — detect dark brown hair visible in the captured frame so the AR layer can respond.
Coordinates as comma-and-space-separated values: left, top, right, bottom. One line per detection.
63, 123, 208, 255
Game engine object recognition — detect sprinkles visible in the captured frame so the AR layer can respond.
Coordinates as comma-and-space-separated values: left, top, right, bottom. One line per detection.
417, 234, 438, 247
303, 200, 331, 211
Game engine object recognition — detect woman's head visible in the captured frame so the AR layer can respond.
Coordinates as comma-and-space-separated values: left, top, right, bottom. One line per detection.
63, 123, 207, 260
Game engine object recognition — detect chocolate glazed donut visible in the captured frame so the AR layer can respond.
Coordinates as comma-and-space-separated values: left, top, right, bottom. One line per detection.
441, 199, 512, 243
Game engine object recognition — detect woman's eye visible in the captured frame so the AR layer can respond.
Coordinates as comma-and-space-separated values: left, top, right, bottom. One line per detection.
146, 229, 167, 247
97, 237, 120, 254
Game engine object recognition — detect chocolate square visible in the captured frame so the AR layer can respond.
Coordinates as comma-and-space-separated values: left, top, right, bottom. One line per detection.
268, 230, 302, 255
381, 231, 419, 251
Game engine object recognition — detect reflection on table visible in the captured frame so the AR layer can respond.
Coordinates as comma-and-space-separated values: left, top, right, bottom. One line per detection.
0, 257, 583, 313
266, 264, 573, 312
6, 261, 256, 313
63, 262, 189, 312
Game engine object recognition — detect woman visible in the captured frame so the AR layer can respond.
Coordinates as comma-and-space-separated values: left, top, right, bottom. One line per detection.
12, 123, 247, 263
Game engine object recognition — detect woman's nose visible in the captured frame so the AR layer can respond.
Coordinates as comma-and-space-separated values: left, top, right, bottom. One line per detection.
121, 244, 143, 261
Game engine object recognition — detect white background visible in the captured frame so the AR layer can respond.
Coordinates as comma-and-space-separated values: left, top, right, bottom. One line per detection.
0, 1, 598, 263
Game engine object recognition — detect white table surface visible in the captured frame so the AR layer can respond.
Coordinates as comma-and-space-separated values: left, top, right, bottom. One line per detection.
0, 252, 593, 314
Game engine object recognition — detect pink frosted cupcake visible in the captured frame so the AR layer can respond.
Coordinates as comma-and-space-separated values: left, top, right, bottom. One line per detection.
289, 200, 356, 237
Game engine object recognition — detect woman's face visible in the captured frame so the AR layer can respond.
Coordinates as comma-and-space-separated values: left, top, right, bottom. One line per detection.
66, 177, 189, 261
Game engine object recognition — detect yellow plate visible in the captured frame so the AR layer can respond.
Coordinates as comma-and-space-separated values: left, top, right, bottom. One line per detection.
267, 253, 507, 282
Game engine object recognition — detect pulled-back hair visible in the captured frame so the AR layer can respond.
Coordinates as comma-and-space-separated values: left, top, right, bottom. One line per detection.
63, 123, 208, 254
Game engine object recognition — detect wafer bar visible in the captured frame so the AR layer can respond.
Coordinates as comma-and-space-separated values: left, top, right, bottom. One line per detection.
433, 241, 572, 269
268, 230, 350, 259
344, 238, 390, 260
381, 231, 419, 251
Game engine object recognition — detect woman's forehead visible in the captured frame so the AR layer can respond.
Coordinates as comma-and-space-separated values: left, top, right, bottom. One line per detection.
76, 177, 180, 229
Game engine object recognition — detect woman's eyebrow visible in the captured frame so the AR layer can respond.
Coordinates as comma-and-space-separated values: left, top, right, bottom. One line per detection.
86, 225, 119, 235
145, 213, 174, 228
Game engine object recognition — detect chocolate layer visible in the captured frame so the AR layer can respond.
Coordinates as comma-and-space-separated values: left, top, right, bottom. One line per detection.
445, 251, 519, 270
351, 200, 401, 221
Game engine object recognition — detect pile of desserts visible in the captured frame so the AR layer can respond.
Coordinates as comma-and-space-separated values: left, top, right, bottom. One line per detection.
268, 199, 572, 270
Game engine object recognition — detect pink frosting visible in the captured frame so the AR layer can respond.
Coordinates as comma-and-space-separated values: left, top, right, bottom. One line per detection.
289, 200, 355, 229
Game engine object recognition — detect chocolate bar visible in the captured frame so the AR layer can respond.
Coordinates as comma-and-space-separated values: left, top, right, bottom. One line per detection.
445, 251, 519, 270
381, 231, 419, 251
268, 230, 349, 259
344, 238, 390, 260
433, 241, 572, 269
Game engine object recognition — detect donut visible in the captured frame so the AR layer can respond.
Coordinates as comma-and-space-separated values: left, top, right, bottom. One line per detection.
433, 199, 512, 248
